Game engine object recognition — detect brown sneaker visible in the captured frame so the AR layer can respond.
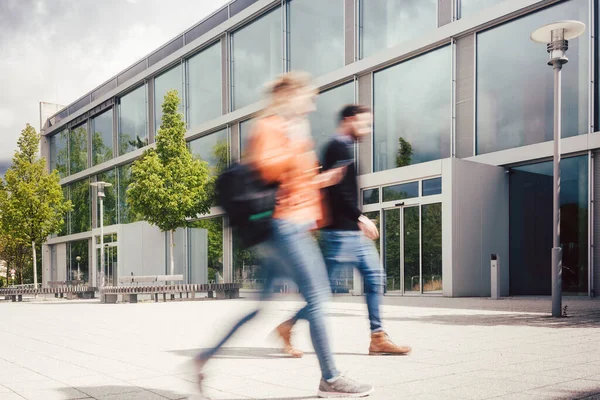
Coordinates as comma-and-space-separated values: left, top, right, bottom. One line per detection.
275, 320, 304, 358
369, 331, 411, 356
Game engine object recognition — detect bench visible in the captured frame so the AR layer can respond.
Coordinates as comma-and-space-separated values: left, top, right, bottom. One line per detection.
0, 285, 97, 301
101, 282, 241, 304
105, 274, 184, 303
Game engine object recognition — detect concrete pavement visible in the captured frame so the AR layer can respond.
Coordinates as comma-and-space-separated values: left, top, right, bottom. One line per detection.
0, 295, 599, 399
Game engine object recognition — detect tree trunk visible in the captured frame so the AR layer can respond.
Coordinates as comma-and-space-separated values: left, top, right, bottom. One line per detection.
32, 240, 37, 288
169, 230, 175, 281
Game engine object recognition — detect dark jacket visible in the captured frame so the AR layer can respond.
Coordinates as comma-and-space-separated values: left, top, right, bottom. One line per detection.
322, 136, 361, 231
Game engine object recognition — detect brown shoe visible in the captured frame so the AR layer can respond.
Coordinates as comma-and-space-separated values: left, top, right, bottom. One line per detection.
369, 331, 411, 356
275, 320, 304, 358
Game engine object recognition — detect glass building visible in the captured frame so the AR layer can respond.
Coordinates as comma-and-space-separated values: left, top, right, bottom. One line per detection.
40, 0, 599, 298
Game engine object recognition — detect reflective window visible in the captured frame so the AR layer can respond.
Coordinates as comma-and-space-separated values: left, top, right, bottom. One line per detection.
364, 211, 380, 253
233, 232, 263, 288
239, 118, 256, 155
191, 217, 225, 284
188, 43, 222, 128
510, 156, 588, 295
460, 0, 506, 18
189, 129, 229, 175
119, 85, 148, 156
231, 7, 282, 110
374, 47, 451, 172
362, 188, 379, 205
69, 124, 88, 175
477, 0, 589, 155
67, 239, 89, 283
288, 0, 344, 77
118, 163, 140, 224
69, 178, 91, 234
382, 181, 419, 202
422, 177, 442, 196
403, 206, 420, 292
91, 110, 113, 166
50, 129, 69, 178
360, 0, 437, 59
59, 186, 69, 236
154, 65, 183, 131
95, 170, 117, 227
310, 83, 355, 161
422, 203, 442, 292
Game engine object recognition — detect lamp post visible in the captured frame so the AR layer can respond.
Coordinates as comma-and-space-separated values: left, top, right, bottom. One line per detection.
75, 256, 81, 281
531, 20, 586, 317
91, 181, 112, 301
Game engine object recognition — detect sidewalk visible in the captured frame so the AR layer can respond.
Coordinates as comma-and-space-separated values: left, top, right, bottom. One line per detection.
0, 295, 598, 399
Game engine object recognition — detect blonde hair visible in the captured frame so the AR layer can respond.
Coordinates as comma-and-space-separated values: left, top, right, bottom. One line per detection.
263, 72, 317, 115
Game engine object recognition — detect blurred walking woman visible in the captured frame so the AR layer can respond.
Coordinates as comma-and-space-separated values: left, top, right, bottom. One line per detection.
195, 72, 373, 398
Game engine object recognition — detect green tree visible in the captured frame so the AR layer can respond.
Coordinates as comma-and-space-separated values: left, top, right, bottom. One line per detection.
0, 233, 30, 285
396, 137, 413, 168
0, 124, 72, 286
127, 91, 212, 277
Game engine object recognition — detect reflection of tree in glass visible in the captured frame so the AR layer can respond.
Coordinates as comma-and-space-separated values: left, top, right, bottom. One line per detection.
92, 132, 113, 165
191, 217, 223, 283
384, 209, 400, 291
118, 164, 142, 224
96, 169, 117, 227
403, 207, 420, 291
68, 239, 89, 282
69, 179, 91, 234
422, 203, 442, 291
120, 134, 148, 155
69, 126, 88, 174
55, 130, 69, 178
396, 137, 413, 168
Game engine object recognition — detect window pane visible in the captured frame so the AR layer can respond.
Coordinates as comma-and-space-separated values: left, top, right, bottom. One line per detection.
188, 44, 222, 128
510, 156, 588, 295
364, 210, 380, 254
310, 83, 355, 162
91, 109, 113, 166
460, 0, 506, 18
384, 208, 400, 291
289, 0, 344, 77
374, 47, 451, 172
233, 232, 264, 288
191, 217, 225, 284
189, 129, 229, 175
67, 239, 89, 283
50, 130, 69, 178
232, 7, 282, 110
422, 203, 442, 292
70, 179, 91, 234
362, 188, 379, 205
477, 0, 589, 155
239, 118, 256, 155
422, 177, 442, 196
155, 65, 183, 131
119, 86, 148, 156
69, 124, 88, 175
95, 169, 117, 227
360, 0, 437, 59
60, 186, 69, 236
118, 163, 140, 224
403, 206, 420, 292
382, 181, 418, 202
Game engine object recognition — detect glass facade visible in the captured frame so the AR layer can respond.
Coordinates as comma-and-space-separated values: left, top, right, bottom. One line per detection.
154, 64, 183, 131
67, 239, 90, 283
422, 177, 442, 196
477, 0, 589, 154
187, 44, 222, 128
382, 181, 419, 202
360, 0, 437, 59
422, 203, 442, 292
189, 129, 229, 175
69, 179, 91, 234
362, 188, 379, 205
373, 47, 451, 172
239, 119, 256, 155
95, 169, 117, 227
119, 85, 148, 156
233, 232, 263, 288
310, 83, 355, 162
191, 217, 225, 284
510, 156, 588, 295
50, 129, 69, 178
288, 0, 344, 78
91, 109, 113, 166
69, 124, 88, 175
231, 7, 282, 110
118, 163, 138, 224
460, 0, 506, 18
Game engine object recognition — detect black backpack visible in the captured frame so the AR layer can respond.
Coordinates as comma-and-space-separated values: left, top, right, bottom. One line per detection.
216, 162, 279, 248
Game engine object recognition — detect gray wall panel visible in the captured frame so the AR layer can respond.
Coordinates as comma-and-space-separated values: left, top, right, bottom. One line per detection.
594, 152, 600, 295
358, 73, 372, 175
438, 0, 453, 27
455, 33, 475, 159
120, 221, 165, 280
344, 0, 356, 65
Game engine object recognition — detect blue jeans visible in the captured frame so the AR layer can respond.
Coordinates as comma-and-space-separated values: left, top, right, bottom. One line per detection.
294, 230, 384, 333
198, 219, 339, 381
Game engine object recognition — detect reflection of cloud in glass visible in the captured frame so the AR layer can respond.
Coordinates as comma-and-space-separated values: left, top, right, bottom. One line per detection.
477, 0, 588, 155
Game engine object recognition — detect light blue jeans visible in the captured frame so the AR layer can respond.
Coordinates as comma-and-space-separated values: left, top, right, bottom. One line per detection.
294, 230, 384, 332
198, 219, 339, 380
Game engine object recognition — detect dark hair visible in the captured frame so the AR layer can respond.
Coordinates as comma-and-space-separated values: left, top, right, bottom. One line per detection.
338, 104, 371, 124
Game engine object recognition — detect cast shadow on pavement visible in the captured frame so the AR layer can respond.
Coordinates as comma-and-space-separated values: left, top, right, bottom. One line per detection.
170, 347, 368, 359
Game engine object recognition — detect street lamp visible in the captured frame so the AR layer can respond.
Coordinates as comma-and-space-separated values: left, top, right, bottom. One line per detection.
75, 256, 81, 281
531, 20, 586, 317
90, 181, 113, 300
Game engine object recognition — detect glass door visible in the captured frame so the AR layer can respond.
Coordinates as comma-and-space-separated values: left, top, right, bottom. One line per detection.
96, 243, 118, 286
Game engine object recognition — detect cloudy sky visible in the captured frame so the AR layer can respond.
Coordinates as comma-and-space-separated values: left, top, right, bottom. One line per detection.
0, 0, 229, 175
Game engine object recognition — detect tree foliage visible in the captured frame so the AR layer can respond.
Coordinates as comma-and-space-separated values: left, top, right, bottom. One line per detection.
396, 137, 413, 168
127, 90, 212, 232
